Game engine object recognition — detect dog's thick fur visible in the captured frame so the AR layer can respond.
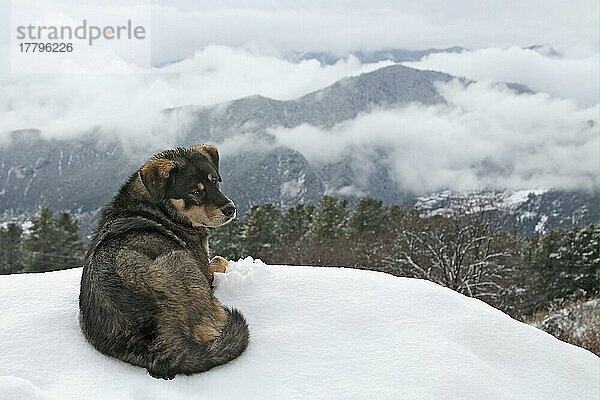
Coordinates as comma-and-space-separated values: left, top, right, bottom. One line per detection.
79, 145, 248, 380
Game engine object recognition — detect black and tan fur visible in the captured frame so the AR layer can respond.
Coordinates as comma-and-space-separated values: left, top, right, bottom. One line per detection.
79, 145, 248, 380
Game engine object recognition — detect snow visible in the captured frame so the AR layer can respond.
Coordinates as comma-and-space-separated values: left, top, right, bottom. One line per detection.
533, 299, 599, 341
0, 220, 32, 234
280, 173, 306, 199
535, 214, 549, 234
504, 189, 547, 207
0, 258, 598, 400
325, 184, 367, 198
414, 189, 549, 217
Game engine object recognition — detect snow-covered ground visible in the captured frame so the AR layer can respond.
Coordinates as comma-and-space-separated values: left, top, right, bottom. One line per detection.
0, 259, 597, 400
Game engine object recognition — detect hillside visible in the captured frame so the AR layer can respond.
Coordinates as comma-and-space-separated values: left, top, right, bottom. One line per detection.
0, 259, 597, 400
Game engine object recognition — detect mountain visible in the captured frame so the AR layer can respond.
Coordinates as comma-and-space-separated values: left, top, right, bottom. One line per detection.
0, 64, 595, 237
415, 189, 599, 235
1, 259, 597, 399
175, 64, 452, 140
287, 44, 562, 66
220, 147, 324, 211
0, 65, 453, 219
525, 44, 561, 57
287, 46, 467, 65
514, 190, 599, 234
0, 131, 135, 215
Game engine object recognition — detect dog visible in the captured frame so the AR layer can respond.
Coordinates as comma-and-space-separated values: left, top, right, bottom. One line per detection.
79, 144, 249, 380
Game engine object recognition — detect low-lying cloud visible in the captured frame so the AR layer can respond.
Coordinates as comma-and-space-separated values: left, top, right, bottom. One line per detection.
404, 47, 599, 107
0, 45, 392, 143
270, 80, 598, 193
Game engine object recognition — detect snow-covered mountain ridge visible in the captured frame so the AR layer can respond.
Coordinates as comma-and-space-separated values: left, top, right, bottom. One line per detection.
415, 189, 597, 235
0, 259, 597, 399
415, 189, 548, 214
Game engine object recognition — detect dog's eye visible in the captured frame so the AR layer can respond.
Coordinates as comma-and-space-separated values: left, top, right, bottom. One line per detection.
211, 177, 218, 185
191, 189, 205, 196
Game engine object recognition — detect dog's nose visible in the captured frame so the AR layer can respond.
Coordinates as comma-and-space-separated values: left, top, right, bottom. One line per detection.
221, 203, 236, 218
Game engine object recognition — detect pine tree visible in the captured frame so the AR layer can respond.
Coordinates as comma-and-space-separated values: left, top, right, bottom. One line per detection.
309, 196, 349, 239
527, 224, 599, 308
23, 208, 85, 272
348, 197, 388, 235
210, 219, 244, 261
240, 204, 283, 260
0, 223, 24, 274
56, 212, 86, 261
280, 204, 315, 245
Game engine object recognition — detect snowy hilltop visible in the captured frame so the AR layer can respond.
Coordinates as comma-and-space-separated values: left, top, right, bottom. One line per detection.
0, 259, 598, 400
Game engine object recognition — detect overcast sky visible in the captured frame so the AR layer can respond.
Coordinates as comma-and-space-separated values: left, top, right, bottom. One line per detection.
149, 0, 598, 64
1, 0, 597, 65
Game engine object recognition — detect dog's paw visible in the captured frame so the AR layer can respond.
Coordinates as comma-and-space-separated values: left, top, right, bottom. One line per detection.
147, 367, 176, 380
209, 256, 228, 273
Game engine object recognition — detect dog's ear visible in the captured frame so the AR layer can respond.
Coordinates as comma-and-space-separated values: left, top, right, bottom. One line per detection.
139, 158, 176, 202
191, 144, 221, 181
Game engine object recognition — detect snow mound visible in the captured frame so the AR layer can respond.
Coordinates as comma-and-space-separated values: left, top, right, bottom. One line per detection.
0, 259, 597, 400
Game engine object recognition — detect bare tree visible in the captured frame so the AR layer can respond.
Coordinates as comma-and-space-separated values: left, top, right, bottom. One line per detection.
385, 198, 517, 302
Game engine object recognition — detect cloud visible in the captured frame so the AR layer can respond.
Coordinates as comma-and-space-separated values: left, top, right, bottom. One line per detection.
403, 47, 599, 106
149, 1, 598, 63
0, 45, 393, 143
270, 80, 598, 193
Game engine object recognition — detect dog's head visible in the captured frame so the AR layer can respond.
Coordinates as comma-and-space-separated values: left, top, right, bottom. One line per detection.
139, 145, 236, 228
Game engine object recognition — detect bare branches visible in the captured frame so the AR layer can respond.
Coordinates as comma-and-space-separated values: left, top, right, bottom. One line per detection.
388, 203, 516, 301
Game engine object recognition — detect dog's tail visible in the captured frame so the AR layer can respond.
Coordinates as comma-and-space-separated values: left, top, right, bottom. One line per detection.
146, 306, 249, 379
204, 307, 249, 368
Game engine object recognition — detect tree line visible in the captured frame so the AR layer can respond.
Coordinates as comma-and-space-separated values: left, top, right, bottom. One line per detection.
1, 198, 597, 320
0, 208, 85, 274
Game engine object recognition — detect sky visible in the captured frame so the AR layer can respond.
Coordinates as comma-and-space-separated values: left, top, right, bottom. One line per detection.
148, 0, 598, 64
0, 0, 597, 193
1, 0, 597, 66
